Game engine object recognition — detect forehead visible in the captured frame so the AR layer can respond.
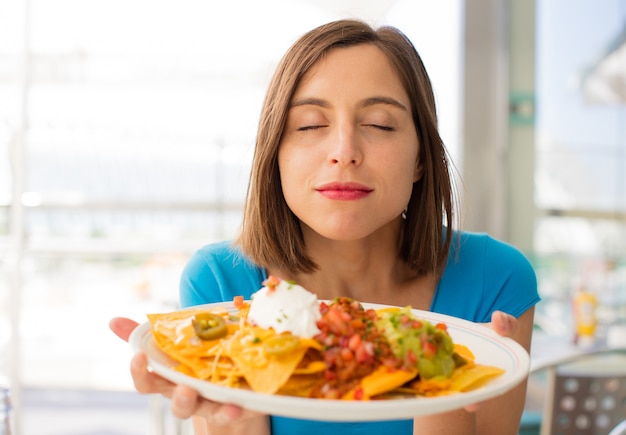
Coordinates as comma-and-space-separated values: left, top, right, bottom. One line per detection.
293, 44, 409, 104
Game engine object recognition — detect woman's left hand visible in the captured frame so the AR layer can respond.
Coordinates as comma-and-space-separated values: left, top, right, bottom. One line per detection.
463, 310, 524, 413
489, 310, 519, 339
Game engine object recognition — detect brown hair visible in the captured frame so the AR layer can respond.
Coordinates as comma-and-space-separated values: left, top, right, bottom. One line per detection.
237, 19, 456, 277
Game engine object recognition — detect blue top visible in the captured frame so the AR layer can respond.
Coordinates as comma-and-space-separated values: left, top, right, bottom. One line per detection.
179, 231, 540, 434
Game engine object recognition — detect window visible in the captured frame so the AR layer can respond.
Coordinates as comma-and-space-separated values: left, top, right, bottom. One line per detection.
534, 0, 626, 337
0, 1, 463, 433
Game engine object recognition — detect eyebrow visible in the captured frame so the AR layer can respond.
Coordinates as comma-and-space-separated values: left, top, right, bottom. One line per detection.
289, 97, 330, 109
289, 96, 408, 112
360, 96, 408, 111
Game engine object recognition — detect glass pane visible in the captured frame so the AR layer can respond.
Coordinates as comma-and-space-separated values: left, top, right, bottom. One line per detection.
535, 147, 622, 211
0, 255, 11, 386
24, 209, 244, 246
536, 0, 626, 213
534, 0, 626, 253
533, 0, 626, 338
0, 86, 19, 213
3, 1, 465, 433
20, 253, 183, 389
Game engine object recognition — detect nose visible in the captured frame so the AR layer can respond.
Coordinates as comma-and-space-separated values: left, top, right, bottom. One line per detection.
328, 123, 362, 166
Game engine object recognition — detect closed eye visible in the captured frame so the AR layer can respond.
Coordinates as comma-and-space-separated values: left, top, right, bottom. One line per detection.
298, 125, 327, 131
365, 124, 395, 132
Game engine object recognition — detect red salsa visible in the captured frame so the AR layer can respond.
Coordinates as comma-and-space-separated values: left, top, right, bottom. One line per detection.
311, 297, 401, 399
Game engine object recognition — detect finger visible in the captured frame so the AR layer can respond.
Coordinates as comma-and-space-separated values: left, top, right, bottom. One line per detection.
464, 402, 481, 413
171, 385, 232, 426
109, 317, 139, 342
130, 352, 176, 396
490, 311, 517, 338
171, 384, 263, 424
171, 384, 207, 420
170, 385, 237, 423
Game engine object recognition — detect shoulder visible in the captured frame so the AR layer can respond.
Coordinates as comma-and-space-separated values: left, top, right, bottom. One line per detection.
179, 240, 265, 307
435, 231, 539, 321
191, 240, 254, 267
452, 231, 535, 274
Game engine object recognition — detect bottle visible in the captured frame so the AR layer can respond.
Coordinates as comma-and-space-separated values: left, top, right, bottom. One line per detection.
573, 288, 598, 347
0, 386, 11, 435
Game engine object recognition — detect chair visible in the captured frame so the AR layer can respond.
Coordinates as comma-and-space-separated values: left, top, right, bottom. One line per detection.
540, 351, 626, 435
609, 420, 626, 435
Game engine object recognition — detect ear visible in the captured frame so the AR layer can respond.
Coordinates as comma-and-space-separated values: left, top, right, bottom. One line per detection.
413, 160, 424, 183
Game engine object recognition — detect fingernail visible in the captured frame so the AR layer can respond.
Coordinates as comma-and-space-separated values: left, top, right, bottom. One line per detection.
175, 392, 193, 408
172, 394, 194, 411
502, 312, 513, 331
213, 409, 231, 426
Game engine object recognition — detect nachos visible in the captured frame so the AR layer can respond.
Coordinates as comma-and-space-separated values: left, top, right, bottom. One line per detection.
147, 277, 505, 400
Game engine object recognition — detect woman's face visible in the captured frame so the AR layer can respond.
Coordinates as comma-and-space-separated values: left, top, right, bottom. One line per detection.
278, 44, 421, 241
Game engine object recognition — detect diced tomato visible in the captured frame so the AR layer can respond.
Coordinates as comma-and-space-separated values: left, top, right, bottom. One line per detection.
233, 295, 245, 309
339, 310, 352, 322
340, 347, 354, 361
355, 343, 372, 363
350, 318, 364, 329
406, 349, 418, 365
411, 320, 423, 329
435, 323, 448, 332
353, 387, 365, 400
325, 307, 349, 335
422, 340, 437, 359
262, 275, 281, 292
348, 334, 362, 351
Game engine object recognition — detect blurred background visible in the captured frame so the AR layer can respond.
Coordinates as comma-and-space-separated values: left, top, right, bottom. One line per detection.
0, 0, 625, 434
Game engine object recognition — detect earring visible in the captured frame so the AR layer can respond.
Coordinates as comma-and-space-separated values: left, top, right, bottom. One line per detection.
401, 209, 407, 220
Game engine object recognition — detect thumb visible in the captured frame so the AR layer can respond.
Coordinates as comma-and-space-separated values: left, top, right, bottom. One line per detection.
109, 317, 139, 342
490, 311, 517, 338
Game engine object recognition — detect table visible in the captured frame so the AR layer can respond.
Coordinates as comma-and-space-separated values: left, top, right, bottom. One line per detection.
530, 332, 626, 373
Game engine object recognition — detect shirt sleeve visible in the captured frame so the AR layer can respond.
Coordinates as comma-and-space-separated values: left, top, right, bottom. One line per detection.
179, 241, 266, 308
433, 232, 540, 323
476, 236, 540, 322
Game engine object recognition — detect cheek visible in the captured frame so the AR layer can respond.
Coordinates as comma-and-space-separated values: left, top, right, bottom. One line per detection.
389, 153, 420, 202
278, 148, 304, 206
386, 148, 419, 182
278, 148, 297, 185
278, 143, 317, 180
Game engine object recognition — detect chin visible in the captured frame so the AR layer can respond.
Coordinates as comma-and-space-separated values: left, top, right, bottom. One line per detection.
302, 216, 394, 242
315, 227, 374, 242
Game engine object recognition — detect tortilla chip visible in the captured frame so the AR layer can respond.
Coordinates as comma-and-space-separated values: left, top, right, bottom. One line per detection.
293, 360, 327, 375
407, 376, 453, 396
148, 309, 241, 382
449, 364, 505, 392
453, 343, 476, 363
343, 366, 418, 400
226, 330, 311, 394
277, 374, 323, 397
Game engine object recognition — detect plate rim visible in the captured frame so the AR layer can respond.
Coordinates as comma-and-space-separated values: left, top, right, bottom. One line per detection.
129, 301, 530, 421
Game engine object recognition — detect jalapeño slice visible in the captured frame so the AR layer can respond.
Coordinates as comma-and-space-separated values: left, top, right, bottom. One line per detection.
192, 313, 228, 340
263, 334, 300, 356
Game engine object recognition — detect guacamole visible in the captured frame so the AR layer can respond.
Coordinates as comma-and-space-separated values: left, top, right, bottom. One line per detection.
377, 307, 456, 379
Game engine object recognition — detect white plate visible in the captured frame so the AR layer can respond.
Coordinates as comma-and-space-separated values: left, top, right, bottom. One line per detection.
129, 302, 529, 421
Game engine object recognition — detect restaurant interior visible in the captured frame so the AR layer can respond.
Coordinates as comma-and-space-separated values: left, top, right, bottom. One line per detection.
1, 0, 625, 434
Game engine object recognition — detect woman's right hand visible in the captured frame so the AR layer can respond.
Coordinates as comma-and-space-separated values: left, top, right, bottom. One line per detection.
109, 317, 270, 433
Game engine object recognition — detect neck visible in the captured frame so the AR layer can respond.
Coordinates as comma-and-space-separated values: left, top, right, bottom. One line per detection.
269, 224, 436, 309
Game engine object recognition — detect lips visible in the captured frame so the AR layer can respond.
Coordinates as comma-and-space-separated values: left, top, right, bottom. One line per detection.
316, 182, 373, 200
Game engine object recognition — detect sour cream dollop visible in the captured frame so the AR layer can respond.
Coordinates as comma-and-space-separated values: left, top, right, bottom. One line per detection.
247, 276, 321, 338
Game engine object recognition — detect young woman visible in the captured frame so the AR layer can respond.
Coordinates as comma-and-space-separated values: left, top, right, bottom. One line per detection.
111, 19, 539, 435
